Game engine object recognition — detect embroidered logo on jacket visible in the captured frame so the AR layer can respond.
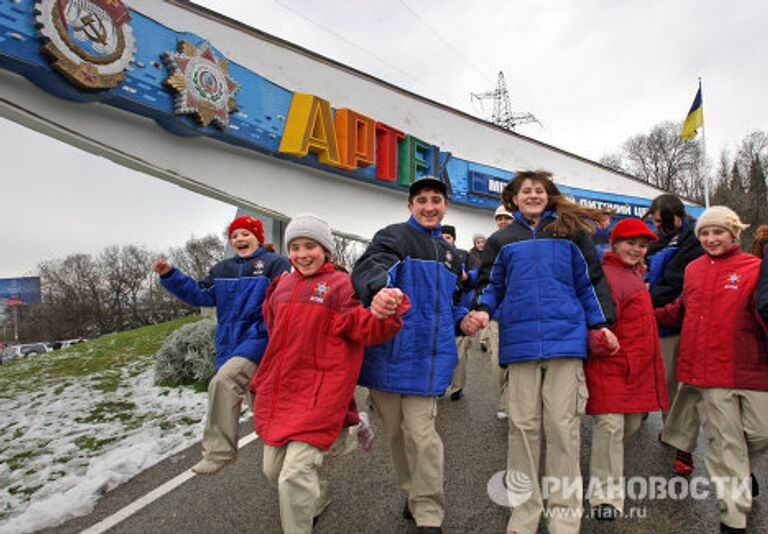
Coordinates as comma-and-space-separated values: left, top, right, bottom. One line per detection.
311, 282, 330, 303
253, 260, 265, 276
444, 250, 454, 270
724, 273, 742, 290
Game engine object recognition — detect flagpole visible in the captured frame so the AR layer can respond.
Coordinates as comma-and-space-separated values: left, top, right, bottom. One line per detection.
699, 77, 709, 207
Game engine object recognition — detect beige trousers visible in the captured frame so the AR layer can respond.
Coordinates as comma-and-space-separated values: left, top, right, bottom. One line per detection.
697, 387, 768, 530
588, 413, 644, 512
506, 358, 587, 534
662, 382, 703, 452
481, 320, 508, 411
369, 390, 444, 527
202, 356, 258, 462
659, 335, 680, 411
446, 335, 473, 395
659, 335, 702, 451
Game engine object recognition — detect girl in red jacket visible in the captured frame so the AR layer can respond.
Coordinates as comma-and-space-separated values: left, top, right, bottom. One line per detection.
250, 213, 409, 534
656, 206, 768, 534
585, 218, 669, 520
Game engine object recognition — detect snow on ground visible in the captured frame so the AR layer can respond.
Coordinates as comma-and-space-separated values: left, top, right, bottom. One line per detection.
0, 359, 211, 533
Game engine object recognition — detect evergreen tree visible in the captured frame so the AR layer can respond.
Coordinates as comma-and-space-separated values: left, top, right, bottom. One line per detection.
711, 149, 732, 206
727, 162, 747, 216
744, 156, 768, 248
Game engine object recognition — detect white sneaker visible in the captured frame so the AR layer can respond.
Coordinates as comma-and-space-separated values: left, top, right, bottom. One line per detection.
356, 412, 375, 453
496, 411, 508, 420
191, 458, 232, 475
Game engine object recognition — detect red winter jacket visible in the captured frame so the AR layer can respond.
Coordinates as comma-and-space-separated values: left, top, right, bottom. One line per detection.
251, 263, 409, 450
585, 252, 668, 414
655, 246, 768, 391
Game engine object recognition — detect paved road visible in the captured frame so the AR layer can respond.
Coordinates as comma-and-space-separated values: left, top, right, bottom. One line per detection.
45, 347, 768, 533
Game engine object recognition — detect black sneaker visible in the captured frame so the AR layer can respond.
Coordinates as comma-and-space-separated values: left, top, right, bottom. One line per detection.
450, 390, 463, 401
403, 499, 414, 521
416, 528, 443, 534
720, 523, 746, 534
752, 473, 760, 498
592, 504, 620, 521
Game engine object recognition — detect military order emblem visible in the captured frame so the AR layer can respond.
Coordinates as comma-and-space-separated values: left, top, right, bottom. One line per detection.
311, 282, 330, 304
35, 0, 136, 90
162, 40, 240, 129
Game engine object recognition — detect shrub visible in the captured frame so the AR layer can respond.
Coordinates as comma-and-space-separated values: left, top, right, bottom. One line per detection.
153, 319, 216, 386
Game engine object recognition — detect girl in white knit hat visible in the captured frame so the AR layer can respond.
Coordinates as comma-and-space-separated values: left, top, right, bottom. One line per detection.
655, 206, 768, 534
250, 213, 410, 533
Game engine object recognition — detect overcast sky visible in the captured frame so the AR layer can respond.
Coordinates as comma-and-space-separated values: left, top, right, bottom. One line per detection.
2, 0, 767, 278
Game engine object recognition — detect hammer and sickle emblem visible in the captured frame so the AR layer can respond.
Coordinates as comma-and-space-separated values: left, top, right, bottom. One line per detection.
74, 13, 108, 45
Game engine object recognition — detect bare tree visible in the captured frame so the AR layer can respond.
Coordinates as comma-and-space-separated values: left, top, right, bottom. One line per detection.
602, 121, 705, 201
333, 235, 368, 271
735, 131, 768, 175
168, 234, 226, 281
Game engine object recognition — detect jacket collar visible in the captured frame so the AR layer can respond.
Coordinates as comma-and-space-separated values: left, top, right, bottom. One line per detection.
603, 250, 647, 277
407, 216, 443, 238
513, 210, 557, 231
292, 262, 336, 278
705, 244, 742, 261
236, 246, 265, 262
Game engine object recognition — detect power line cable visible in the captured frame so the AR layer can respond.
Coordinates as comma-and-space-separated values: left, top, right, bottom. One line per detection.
270, 0, 474, 111
395, 0, 493, 86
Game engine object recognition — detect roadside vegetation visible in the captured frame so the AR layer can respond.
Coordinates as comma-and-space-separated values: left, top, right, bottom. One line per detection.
0, 316, 208, 529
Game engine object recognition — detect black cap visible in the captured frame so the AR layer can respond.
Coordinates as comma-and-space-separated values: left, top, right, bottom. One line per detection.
408, 175, 447, 199
441, 225, 456, 239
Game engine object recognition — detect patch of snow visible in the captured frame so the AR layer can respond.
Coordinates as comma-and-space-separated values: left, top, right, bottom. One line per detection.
0, 365, 211, 533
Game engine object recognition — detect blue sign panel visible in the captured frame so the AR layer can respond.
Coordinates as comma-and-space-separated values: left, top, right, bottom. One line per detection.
0, 277, 42, 305
0, 1, 691, 216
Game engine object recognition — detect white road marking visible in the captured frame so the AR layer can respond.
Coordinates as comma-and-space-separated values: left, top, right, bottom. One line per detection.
80, 433, 259, 534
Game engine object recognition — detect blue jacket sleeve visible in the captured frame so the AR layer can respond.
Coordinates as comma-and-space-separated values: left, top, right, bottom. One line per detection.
474, 234, 506, 317
351, 226, 404, 307
159, 267, 217, 307
571, 231, 616, 328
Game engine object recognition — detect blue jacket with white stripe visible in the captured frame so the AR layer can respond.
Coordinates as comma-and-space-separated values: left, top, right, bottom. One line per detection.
159, 248, 291, 369
475, 211, 615, 365
351, 217, 468, 396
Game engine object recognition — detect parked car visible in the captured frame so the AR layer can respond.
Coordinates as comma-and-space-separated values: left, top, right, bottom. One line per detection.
61, 338, 86, 349
1, 343, 48, 361
45, 341, 63, 351
21, 343, 48, 357
1, 345, 23, 362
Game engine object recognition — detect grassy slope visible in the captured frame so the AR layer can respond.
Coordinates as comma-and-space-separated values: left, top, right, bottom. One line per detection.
0, 315, 203, 395
0, 315, 205, 516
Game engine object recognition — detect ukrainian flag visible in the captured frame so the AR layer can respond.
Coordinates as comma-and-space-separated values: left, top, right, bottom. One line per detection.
681, 84, 703, 140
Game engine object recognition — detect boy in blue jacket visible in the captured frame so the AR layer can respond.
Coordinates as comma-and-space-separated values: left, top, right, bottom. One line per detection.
153, 216, 290, 474
352, 176, 467, 534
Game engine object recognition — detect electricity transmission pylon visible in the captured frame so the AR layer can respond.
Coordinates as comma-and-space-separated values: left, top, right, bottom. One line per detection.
471, 71, 541, 131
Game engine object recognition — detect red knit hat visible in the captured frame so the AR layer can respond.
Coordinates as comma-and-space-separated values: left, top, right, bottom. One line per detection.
228, 216, 265, 243
610, 218, 658, 245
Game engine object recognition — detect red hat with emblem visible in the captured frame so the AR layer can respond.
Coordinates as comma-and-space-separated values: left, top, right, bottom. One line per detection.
228, 216, 265, 244
610, 218, 658, 245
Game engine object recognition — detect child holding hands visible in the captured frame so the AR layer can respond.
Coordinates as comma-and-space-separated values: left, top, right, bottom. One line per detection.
250, 213, 409, 533
655, 207, 768, 534
153, 216, 290, 474
585, 218, 669, 520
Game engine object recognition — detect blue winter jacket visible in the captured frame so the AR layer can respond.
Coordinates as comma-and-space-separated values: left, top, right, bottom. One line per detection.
475, 211, 615, 365
352, 217, 468, 396
160, 248, 291, 369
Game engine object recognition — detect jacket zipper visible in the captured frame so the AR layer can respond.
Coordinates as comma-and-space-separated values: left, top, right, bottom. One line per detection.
265, 276, 304, 436
530, 221, 543, 358
430, 237, 440, 395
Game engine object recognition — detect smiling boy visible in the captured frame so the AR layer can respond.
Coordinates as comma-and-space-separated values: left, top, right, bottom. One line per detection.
351, 176, 467, 534
153, 216, 290, 474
